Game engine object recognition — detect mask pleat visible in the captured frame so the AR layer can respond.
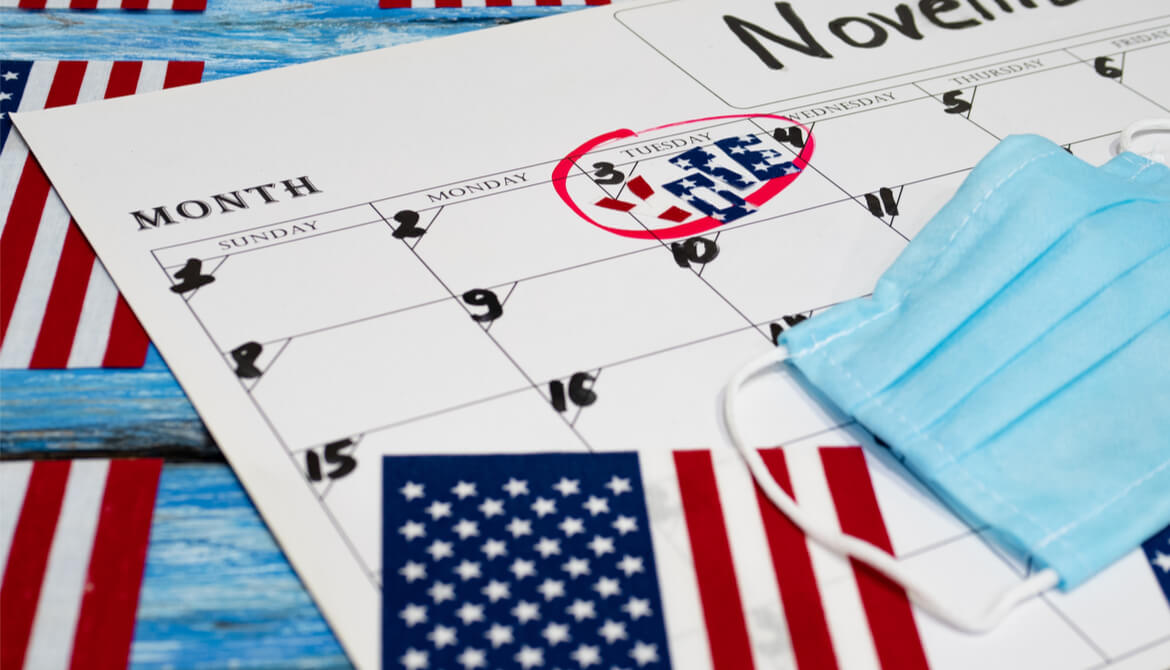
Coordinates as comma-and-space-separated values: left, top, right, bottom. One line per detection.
901, 241, 1170, 467
860, 200, 1170, 465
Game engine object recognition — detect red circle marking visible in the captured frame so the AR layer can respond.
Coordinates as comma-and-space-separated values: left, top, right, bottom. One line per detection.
553, 114, 816, 241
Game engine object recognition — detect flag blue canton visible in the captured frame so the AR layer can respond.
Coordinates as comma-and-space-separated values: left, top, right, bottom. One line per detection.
383, 453, 672, 670
1, 61, 34, 152
1142, 523, 1170, 607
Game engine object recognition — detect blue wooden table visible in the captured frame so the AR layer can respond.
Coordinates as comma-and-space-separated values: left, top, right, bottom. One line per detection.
0, 4, 582, 666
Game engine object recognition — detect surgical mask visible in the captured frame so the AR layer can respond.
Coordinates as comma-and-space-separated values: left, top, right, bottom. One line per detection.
722, 119, 1170, 633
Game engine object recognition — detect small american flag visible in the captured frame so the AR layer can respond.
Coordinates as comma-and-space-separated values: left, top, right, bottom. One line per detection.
0, 459, 163, 670
1, 59, 203, 368
383, 447, 930, 670
380, 1, 613, 8
0, 1, 205, 10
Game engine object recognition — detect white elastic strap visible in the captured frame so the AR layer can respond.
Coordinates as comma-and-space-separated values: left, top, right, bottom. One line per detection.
1115, 118, 1170, 163
721, 346, 1060, 634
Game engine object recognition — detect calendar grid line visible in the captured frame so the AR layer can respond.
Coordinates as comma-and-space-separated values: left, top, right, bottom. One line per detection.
1085, 634, 1170, 670
1040, 591, 1111, 664
147, 249, 382, 589
369, 207, 601, 455
1063, 47, 1170, 115
912, 82, 1003, 144
245, 337, 293, 394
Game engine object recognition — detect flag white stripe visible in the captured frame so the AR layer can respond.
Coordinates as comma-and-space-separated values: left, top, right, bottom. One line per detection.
638, 450, 714, 670
66, 260, 119, 367
786, 446, 882, 670
137, 59, 168, 95
709, 449, 794, 670
0, 60, 57, 239
22, 460, 108, 670
0, 461, 34, 582
0, 191, 71, 367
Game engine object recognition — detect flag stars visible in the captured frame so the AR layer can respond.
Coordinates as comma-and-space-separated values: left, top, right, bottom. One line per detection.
587, 535, 615, 557
399, 561, 427, 583
427, 540, 453, 561
452, 481, 478, 499
482, 579, 511, 603
506, 517, 533, 538
593, 576, 621, 599
427, 624, 457, 649
559, 517, 585, 537
2, 71, 20, 81
537, 578, 565, 601
605, 476, 632, 496
617, 555, 645, 577
425, 500, 451, 520
583, 496, 610, 516
400, 521, 426, 541
401, 482, 425, 501
630, 641, 660, 666
400, 603, 427, 627
612, 515, 638, 535
453, 560, 482, 581
455, 602, 485, 625
531, 497, 557, 517
571, 644, 601, 668
503, 478, 530, 497
1154, 551, 1170, 573
485, 623, 514, 648
452, 519, 479, 540
456, 647, 486, 670
535, 537, 562, 558
598, 619, 627, 644
553, 477, 580, 496
510, 558, 536, 580
623, 597, 652, 620
512, 600, 541, 624
0, 92, 11, 102
400, 648, 428, 670
479, 498, 504, 518
427, 581, 455, 604
515, 646, 544, 669
482, 538, 508, 560
542, 621, 571, 646
563, 556, 591, 578
566, 599, 596, 622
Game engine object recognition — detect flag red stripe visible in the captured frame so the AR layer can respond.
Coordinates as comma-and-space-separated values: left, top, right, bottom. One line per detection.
0, 158, 53, 343
17, 0, 47, 7
102, 296, 150, 367
163, 61, 204, 89
820, 447, 929, 670
27, 61, 146, 368
755, 449, 839, 670
673, 450, 757, 670
0, 62, 86, 346
29, 222, 96, 368
0, 461, 72, 670
70, 459, 162, 670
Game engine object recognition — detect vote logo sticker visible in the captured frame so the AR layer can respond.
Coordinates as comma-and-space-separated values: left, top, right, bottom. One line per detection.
553, 114, 815, 241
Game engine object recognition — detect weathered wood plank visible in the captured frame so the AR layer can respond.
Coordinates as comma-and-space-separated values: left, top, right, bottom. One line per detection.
132, 463, 350, 669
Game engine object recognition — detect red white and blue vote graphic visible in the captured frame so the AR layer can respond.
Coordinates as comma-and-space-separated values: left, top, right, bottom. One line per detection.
554, 114, 815, 241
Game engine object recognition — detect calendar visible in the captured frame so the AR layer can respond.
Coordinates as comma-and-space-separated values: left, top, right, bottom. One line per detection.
11, 1, 1170, 668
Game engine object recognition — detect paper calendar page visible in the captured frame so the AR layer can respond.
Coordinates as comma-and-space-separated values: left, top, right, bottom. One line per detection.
11, 2, 1170, 668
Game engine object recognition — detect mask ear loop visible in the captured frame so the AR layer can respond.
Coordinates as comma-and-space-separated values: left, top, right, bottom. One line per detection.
721, 346, 1060, 634
1115, 118, 1170, 163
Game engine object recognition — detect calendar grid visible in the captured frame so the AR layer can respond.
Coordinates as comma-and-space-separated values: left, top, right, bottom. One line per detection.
145, 17, 1170, 663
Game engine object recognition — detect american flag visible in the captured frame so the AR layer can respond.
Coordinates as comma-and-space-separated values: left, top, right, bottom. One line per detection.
380, 1, 614, 8
1, 59, 204, 368
0, 459, 163, 670
383, 447, 930, 670
0, 1, 205, 10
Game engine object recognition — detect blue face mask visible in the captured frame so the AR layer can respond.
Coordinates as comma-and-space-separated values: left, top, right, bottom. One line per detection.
723, 121, 1170, 633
